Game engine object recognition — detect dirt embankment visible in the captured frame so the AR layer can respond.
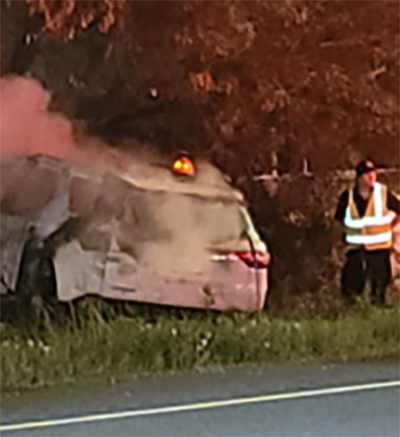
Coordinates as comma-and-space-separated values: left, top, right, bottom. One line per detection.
1, 1, 399, 309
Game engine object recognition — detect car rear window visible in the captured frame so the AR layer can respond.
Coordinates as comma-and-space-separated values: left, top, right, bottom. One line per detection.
144, 192, 246, 245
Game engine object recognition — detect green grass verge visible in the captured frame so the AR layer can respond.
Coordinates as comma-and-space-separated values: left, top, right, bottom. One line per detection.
1, 306, 399, 393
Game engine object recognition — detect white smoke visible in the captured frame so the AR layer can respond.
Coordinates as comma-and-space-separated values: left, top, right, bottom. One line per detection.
0, 76, 245, 282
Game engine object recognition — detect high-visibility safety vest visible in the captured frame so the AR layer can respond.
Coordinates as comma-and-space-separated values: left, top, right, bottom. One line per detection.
343, 182, 394, 251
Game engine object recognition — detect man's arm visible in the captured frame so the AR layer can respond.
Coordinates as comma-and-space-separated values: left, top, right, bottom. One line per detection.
387, 191, 400, 215
331, 190, 348, 265
334, 190, 348, 222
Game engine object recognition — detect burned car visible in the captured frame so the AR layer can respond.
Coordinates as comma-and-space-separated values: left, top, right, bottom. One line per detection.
1, 152, 270, 315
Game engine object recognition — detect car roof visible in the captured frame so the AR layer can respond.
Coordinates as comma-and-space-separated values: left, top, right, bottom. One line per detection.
4, 153, 244, 203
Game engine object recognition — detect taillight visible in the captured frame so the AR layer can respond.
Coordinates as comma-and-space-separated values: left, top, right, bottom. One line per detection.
236, 251, 269, 269
211, 251, 269, 269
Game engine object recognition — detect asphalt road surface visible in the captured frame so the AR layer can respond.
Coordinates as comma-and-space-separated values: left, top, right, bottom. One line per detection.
1, 363, 399, 437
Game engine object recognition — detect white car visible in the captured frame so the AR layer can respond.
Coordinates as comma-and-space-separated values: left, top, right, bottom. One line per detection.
1, 152, 270, 314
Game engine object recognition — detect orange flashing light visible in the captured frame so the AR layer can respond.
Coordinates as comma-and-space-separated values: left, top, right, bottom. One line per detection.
172, 156, 196, 176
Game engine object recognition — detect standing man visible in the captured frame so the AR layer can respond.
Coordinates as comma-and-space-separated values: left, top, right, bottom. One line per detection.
334, 160, 400, 305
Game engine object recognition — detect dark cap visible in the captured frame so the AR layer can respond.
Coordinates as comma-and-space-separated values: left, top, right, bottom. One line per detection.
355, 160, 377, 177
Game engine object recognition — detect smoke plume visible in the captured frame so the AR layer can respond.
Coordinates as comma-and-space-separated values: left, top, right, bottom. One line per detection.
0, 76, 79, 160
0, 76, 246, 292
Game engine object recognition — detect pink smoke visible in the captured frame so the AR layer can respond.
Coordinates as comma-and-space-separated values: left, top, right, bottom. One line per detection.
0, 76, 78, 160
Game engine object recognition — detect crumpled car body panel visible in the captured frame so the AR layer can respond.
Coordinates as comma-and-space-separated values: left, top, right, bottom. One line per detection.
1, 154, 269, 312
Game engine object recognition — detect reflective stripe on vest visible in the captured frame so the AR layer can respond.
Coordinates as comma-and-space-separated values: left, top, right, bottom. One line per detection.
346, 231, 392, 245
343, 182, 393, 250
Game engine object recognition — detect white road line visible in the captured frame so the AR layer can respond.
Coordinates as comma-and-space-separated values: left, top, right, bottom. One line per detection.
1, 380, 399, 432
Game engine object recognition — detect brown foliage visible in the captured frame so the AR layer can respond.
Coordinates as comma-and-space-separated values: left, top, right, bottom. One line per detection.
26, 0, 126, 39
243, 176, 338, 309
1, 1, 398, 171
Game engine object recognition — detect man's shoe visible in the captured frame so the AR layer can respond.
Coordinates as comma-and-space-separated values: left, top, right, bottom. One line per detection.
371, 296, 391, 308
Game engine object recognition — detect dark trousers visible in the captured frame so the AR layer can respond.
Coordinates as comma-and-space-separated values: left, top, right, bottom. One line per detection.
341, 249, 391, 304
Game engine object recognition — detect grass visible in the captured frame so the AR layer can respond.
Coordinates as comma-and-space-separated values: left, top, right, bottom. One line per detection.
1, 305, 399, 393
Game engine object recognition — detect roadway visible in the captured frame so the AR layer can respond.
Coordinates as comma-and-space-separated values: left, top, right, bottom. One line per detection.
1, 362, 399, 436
